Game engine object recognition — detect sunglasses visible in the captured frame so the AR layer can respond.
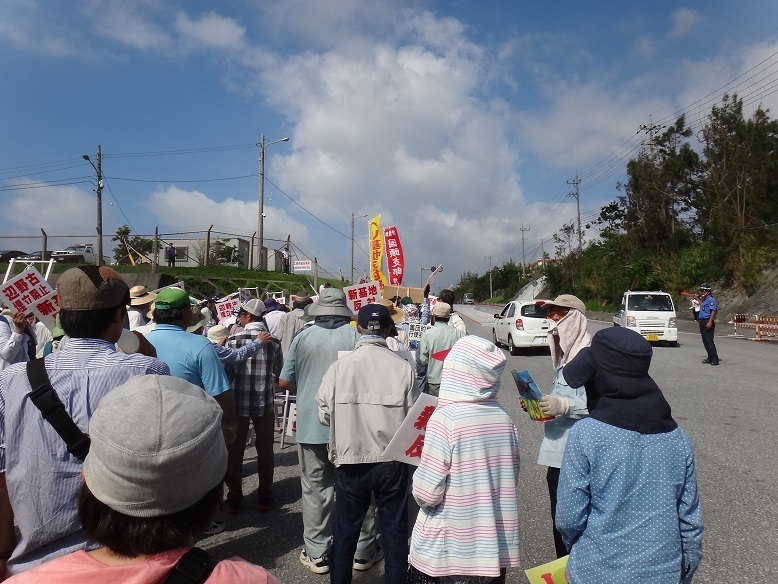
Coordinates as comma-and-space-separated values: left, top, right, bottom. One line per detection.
545, 307, 570, 316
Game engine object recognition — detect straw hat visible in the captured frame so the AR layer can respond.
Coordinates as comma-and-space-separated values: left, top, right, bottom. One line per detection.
129, 285, 157, 306
378, 298, 403, 323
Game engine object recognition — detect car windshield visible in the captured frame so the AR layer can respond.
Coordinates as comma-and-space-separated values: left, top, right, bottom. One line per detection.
521, 303, 546, 318
627, 294, 674, 311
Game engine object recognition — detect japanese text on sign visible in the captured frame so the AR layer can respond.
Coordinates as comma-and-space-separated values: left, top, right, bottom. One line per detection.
382, 394, 438, 466
216, 299, 239, 322
408, 322, 431, 341
0, 267, 58, 329
343, 281, 381, 314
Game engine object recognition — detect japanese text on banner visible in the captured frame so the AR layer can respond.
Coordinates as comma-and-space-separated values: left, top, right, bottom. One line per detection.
382, 225, 405, 286
368, 215, 387, 288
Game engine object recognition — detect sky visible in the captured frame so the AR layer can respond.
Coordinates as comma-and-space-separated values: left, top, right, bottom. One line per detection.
1, 0, 777, 291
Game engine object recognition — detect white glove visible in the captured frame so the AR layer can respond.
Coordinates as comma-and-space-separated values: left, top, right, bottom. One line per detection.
539, 395, 569, 416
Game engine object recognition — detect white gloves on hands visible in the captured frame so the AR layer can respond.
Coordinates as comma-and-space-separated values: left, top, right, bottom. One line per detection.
539, 395, 569, 416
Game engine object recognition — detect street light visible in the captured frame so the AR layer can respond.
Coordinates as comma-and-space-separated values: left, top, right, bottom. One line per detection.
82, 146, 103, 266
257, 134, 290, 270
351, 212, 368, 284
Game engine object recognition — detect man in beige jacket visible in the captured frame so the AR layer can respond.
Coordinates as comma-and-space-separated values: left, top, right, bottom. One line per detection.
317, 303, 418, 584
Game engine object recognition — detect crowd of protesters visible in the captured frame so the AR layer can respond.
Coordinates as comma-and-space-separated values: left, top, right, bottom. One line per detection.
0, 268, 704, 583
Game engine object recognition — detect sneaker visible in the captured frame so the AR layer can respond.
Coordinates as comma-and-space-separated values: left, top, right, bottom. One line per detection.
353, 545, 383, 571
300, 549, 330, 574
202, 520, 225, 536
701, 358, 712, 364
256, 497, 273, 512
710, 361, 720, 366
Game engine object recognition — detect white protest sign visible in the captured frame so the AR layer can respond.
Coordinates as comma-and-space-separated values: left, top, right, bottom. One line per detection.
285, 402, 297, 436
343, 281, 381, 314
424, 264, 443, 288
382, 393, 438, 466
216, 299, 239, 323
0, 267, 58, 330
408, 322, 431, 341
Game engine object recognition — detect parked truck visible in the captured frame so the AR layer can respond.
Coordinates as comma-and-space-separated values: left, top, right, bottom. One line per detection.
612, 290, 678, 346
51, 243, 108, 265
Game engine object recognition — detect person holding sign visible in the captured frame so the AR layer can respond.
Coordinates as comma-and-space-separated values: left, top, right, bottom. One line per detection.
0, 311, 31, 371
534, 294, 590, 558
409, 336, 520, 584
556, 327, 703, 584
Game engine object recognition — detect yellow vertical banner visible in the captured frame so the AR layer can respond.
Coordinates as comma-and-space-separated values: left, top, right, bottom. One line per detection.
369, 214, 388, 289
524, 555, 568, 584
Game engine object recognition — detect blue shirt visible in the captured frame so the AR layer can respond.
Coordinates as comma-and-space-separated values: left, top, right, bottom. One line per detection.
698, 295, 717, 319
0, 338, 169, 573
556, 418, 703, 584
146, 324, 230, 397
279, 323, 359, 444
536, 365, 588, 468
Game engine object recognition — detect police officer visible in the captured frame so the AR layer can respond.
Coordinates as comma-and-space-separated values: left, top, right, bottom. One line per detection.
698, 283, 719, 366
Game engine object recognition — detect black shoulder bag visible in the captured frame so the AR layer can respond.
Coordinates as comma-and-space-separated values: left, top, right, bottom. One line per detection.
25, 358, 91, 460
164, 547, 217, 583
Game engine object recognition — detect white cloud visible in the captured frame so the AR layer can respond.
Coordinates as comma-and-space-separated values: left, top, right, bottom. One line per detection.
144, 185, 311, 250
676, 41, 778, 124
670, 8, 703, 38
174, 11, 246, 51
633, 35, 656, 59
83, 0, 173, 52
0, 0, 85, 57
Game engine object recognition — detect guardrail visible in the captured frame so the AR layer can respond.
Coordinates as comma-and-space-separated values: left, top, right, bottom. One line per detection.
729, 314, 778, 341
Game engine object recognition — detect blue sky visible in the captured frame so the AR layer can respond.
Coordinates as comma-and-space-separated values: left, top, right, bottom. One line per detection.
1, 0, 776, 290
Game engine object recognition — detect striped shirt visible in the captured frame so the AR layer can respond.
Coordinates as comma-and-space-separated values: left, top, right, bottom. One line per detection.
0, 338, 169, 574
225, 322, 282, 417
410, 335, 520, 578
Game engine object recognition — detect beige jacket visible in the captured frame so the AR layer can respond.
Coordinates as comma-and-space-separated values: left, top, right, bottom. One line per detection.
316, 336, 418, 466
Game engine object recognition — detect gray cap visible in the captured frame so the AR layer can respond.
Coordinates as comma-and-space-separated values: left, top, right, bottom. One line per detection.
83, 375, 227, 518
241, 298, 266, 317
307, 288, 354, 318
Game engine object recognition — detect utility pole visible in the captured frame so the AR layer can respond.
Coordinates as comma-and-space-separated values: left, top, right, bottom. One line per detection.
486, 255, 493, 300
567, 172, 582, 253
637, 115, 666, 162
257, 133, 290, 271
351, 212, 355, 284
82, 146, 103, 265
350, 213, 367, 283
520, 224, 530, 278
258, 134, 265, 271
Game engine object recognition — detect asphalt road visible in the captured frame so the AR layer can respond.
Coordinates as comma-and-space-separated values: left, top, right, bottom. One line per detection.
202, 306, 778, 582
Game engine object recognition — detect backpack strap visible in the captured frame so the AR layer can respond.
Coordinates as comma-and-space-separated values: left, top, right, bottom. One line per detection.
164, 547, 217, 584
26, 358, 91, 460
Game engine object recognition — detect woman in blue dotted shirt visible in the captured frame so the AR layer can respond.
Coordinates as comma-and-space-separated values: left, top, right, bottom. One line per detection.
555, 327, 703, 584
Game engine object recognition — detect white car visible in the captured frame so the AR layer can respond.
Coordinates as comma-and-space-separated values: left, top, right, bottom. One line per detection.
492, 299, 550, 355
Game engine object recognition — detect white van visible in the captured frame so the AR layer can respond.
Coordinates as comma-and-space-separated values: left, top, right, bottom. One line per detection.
613, 291, 678, 346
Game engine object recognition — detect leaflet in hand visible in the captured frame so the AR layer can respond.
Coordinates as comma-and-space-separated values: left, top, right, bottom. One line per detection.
511, 369, 555, 422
